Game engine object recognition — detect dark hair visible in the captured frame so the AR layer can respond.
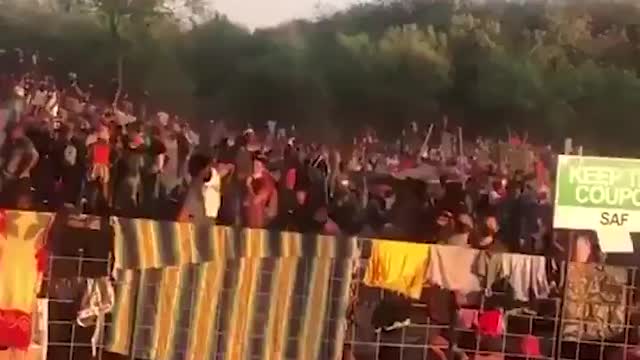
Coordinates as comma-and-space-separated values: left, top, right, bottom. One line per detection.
150, 126, 162, 137
188, 153, 212, 177
253, 151, 268, 164
236, 134, 248, 148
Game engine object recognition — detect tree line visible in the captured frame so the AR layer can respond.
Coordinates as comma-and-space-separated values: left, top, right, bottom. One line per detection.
2, 0, 640, 153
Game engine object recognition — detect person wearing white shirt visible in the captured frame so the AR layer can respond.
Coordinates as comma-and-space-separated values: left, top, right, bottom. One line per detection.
178, 153, 232, 223
202, 166, 221, 218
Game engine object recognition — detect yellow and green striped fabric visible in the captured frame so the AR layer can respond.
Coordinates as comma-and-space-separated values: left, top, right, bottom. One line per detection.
108, 218, 357, 360
106, 257, 353, 360
112, 217, 359, 270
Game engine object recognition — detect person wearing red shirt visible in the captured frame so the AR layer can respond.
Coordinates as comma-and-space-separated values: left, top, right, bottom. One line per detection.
244, 155, 276, 228
87, 125, 111, 209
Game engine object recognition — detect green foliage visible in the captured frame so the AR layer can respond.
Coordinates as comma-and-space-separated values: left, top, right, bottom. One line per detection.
5, 0, 640, 153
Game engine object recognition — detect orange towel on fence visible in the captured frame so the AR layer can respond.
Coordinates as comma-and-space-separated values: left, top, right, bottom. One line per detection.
363, 240, 430, 299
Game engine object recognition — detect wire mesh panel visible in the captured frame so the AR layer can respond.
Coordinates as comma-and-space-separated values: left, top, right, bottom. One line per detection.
28, 221, 640, 360
102, 256, 354, 360
345, 257, 456, 360
42, 212, 115, 360
345, 288, 562, 359
43, 255, 113, 360
344, 247, 566, 360
344, 247, 640, 360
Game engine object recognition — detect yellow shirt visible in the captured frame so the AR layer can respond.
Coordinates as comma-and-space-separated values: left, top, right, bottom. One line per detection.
363, 240, 430, 299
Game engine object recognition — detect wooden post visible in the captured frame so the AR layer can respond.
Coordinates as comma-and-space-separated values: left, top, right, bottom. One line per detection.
457, 126, 464, 156
419, 123, 434, 157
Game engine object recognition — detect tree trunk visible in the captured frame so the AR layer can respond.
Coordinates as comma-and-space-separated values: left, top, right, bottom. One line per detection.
109, 11, 122, 109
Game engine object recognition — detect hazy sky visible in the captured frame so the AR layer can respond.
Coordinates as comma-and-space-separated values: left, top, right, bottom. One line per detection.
212, 0, 360, 29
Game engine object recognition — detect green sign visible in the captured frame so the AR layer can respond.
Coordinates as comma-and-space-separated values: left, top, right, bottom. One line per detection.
554, 155, 639, 253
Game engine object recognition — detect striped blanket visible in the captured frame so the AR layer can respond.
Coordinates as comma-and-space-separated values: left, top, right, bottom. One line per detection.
108, 218, 357, 360
112, 217, 359, 269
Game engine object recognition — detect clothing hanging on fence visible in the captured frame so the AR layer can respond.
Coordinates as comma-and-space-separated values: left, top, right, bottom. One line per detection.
425, 245, 482, 294
456, 308, 504, 337
363, 240, 430, 299
0, 348, 44, 360
46, 278, 100, 360
477, 309, 504, 337
106, 256, 353, 360
482, 253, 550, 302
109, 218, 358, 360
520, 335, 541, 357
0, 299, 50, 360
112, 217, 358, 270
77, 277, 114, 357
457, 308, 478, 329
112, 216, 218, 270
371, 295, 412, 332
0, 210, 53, 350
26, 299, 48, 360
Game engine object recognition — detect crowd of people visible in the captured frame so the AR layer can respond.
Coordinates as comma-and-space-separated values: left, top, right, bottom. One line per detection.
0, 70, 561, 256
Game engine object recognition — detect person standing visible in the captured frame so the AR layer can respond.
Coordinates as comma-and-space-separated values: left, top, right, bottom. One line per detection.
232, 134, 253, 225
86, 124, 111, 212
53, 124, 81, 205
159, 124, 181, 203
143, 125, 167, 215
116, 134, 146, 215
178, 153, 231, 224
0, 124, 39, 208
245, 155, 276, 228
8, 78, 26, 125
